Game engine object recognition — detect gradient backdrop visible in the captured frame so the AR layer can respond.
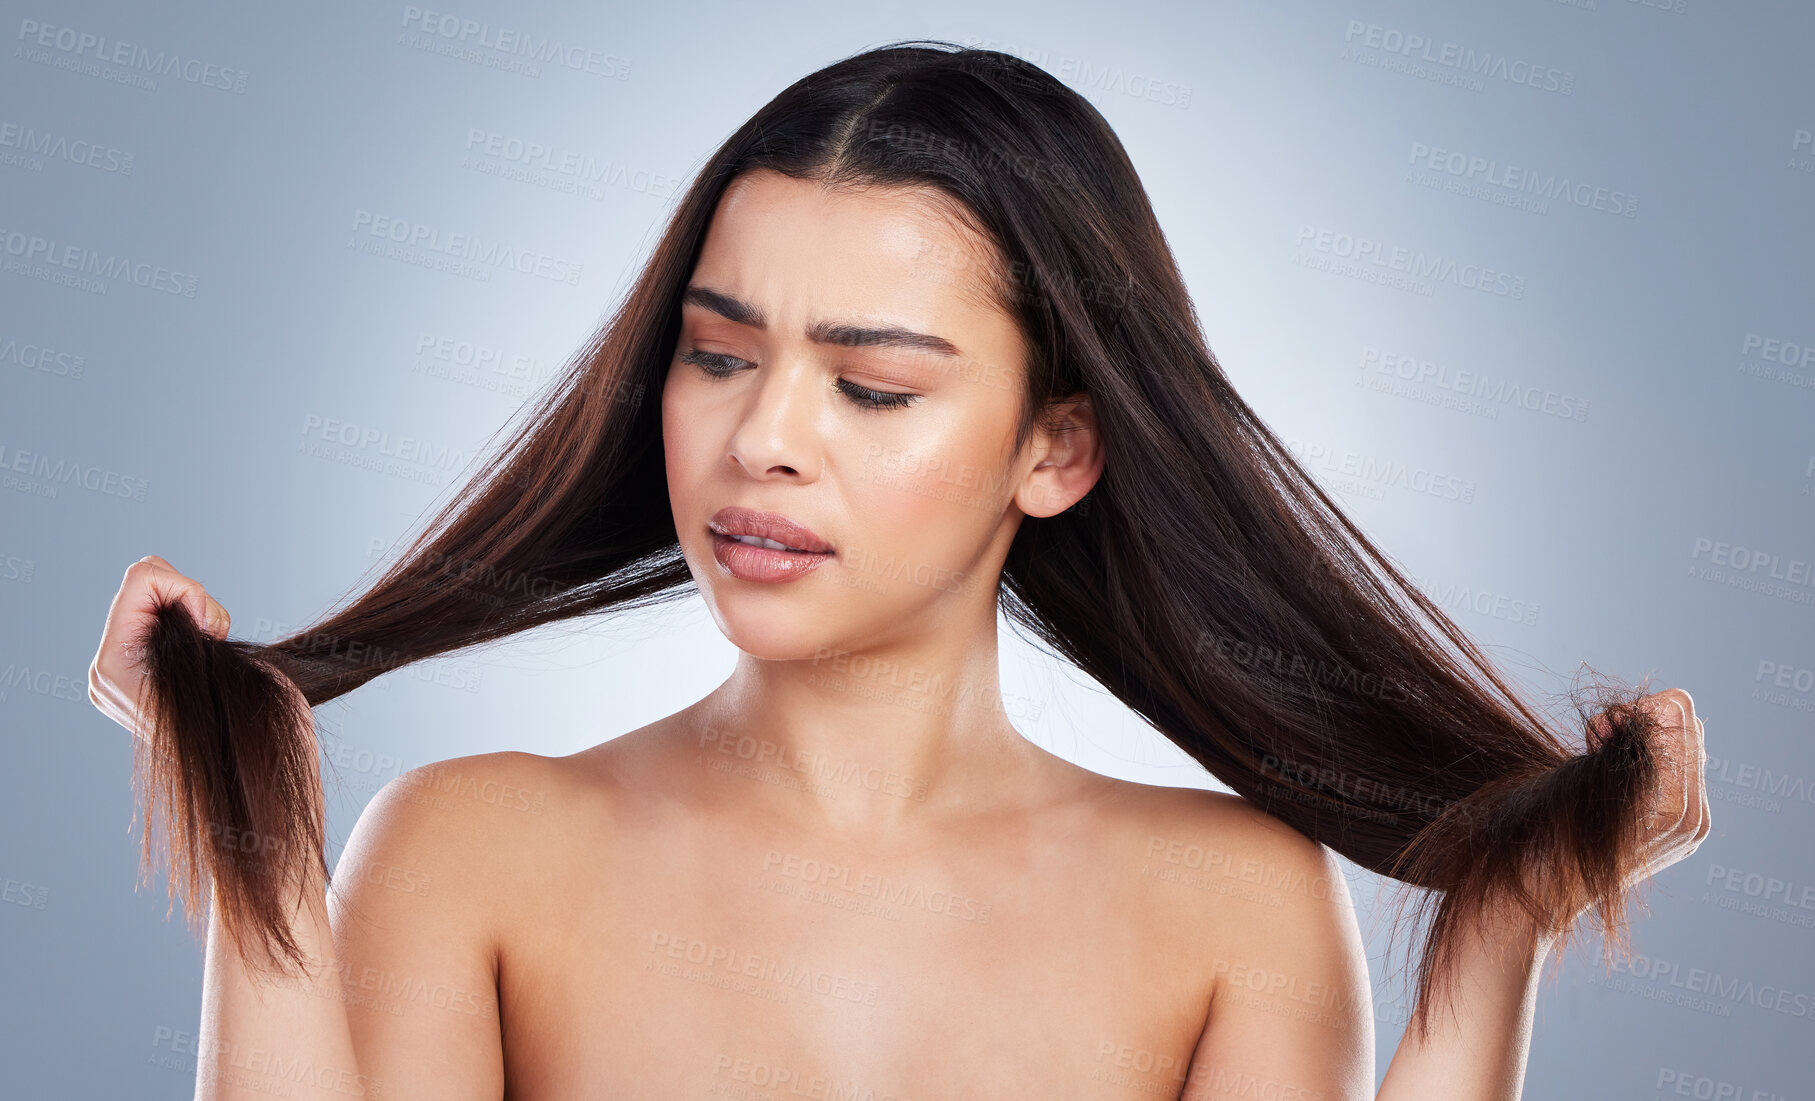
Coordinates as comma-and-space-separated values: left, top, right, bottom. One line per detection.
3, 1, 1812, 1097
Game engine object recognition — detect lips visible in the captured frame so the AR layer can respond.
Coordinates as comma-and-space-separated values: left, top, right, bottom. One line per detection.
707, 506, 834, 555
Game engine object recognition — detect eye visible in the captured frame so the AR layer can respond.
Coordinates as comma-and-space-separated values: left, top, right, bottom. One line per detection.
836, 378, 921, 411
679, 348, 747, 378
680, 347, 922, 411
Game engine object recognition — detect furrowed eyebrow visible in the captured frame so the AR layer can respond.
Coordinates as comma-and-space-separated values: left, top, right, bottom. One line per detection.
681, 284, 962, 359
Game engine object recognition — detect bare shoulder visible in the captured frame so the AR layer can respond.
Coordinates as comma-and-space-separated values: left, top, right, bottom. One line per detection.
1104, 781, 1374, 1097
355, 750, 563, 848
326, 747, 622, 1094
339, 749, 595, 922
346, 715, 686, 879
1146, 782, 1360, 948
380, 749, 569, 821
1096, 777, 1350, 909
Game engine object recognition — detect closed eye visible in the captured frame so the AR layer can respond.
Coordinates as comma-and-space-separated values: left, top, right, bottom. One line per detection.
679, 348, 922, 411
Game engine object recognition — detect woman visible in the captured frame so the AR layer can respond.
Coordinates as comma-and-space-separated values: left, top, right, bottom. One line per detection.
88, 40, 1708, 1100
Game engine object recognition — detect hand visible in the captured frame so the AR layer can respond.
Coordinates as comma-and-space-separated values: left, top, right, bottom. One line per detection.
88, 554, 231, 743
1586, 687, 1711, 905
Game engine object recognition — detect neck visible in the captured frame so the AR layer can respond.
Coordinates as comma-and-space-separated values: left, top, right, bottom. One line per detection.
678, 602, 1057, 836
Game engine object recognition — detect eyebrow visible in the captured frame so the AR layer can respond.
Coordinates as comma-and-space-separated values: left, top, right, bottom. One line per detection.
681, 284, 963, 359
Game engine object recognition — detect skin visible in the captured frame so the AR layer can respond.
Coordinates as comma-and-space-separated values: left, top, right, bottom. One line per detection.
88, 168, 1709, 1101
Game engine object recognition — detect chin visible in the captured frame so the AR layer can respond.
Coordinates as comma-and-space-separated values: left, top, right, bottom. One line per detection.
706, 591, 848, 663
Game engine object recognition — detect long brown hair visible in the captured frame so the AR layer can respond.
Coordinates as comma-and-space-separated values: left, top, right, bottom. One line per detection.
131, 39, 1663, 1039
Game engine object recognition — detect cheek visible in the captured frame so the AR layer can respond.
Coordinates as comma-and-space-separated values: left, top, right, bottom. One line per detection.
834, 447, 1002, 606
853, 400, 1015, 516
661, 376, 704, 486
844, 428, 1011, 560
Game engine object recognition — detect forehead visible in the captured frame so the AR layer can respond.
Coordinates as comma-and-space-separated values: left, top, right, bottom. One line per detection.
689, 169, 1017, 348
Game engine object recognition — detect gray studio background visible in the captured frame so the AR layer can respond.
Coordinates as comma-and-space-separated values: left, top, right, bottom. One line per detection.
3, 0, 1812, 1097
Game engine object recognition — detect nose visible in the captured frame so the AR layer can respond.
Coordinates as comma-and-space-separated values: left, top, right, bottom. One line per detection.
726, 356, 822, 481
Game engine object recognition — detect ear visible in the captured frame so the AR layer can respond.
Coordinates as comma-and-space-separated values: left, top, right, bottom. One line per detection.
1016, 393, 1105, 518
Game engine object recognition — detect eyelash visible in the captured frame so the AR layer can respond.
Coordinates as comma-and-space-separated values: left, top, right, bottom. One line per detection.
679, 348, 921, 411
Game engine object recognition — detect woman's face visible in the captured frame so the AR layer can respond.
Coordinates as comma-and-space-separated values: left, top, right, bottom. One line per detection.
661, 167, 1096, 661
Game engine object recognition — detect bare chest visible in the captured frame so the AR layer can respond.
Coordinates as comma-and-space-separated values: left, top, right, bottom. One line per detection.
493, 819, 1213, 1099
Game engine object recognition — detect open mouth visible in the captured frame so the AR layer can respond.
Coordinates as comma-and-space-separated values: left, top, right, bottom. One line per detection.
715, 532, 829, 554
708, 528, 835, 583
705, 506, 835, 582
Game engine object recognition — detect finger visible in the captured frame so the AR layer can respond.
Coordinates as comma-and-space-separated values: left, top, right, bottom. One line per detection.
1673, 700, 1702, 839
1662, 694, 1692, 836
202, 594, 230, 637
96, 561, 211, 681
1692, 771, 1710, 850
135, 562, 214, 636
1641, 693, 1690, 838
1684, 714, 1698, 845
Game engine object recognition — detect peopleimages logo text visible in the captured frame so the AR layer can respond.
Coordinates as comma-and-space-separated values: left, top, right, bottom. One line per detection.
1295, 225, 1524, 299
350, 209, 584, 285
15, 19, 249, 93
0, 226, 197, 296
398, 6, 630, 78
1407, 143, 1636, 216
1343, 20, 1574, 94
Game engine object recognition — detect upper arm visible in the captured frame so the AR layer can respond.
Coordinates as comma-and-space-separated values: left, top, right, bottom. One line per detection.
1181, 806, 1375, 1101
326, 752, 532, 1100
